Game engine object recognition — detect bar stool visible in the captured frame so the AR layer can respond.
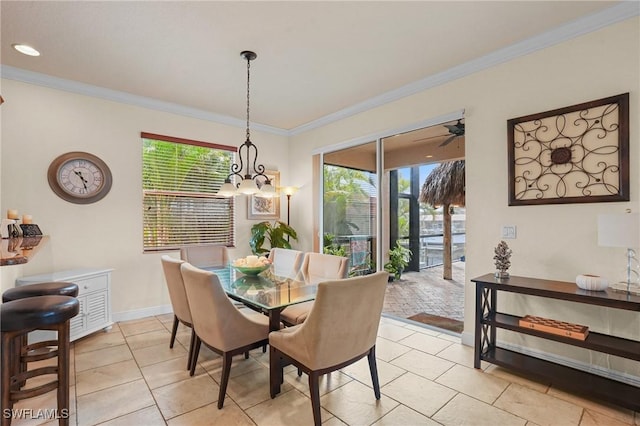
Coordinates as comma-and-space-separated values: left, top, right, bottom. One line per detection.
2, 282, 79, 390
1, 296, 79, 426
2, 282, 79, 303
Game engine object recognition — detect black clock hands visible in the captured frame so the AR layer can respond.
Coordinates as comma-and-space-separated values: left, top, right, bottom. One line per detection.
74, 170, 88, 190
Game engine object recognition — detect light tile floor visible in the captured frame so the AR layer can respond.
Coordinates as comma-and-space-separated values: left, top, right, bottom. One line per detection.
10, 314, 639, 426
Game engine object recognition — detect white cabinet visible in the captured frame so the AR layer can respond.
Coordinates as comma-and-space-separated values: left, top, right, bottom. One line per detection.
16, 268, 113, 342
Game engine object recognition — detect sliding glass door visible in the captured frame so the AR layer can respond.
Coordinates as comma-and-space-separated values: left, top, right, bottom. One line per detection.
318, 114, 465, 279
322, 141, 378, 276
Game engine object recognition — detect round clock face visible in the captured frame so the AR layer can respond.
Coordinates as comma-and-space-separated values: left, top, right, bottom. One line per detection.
48, 152, 112, 204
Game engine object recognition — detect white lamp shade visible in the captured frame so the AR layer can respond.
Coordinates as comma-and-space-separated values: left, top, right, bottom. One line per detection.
259, 182, 276, 198
217, 181, 237, 197
237, 178, 259, 195
598, 213, 640, 248
281, 186, 298, 196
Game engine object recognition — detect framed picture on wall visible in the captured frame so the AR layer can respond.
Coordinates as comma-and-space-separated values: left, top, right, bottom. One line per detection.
248, 170, 280, 219
507, 93, 629, 206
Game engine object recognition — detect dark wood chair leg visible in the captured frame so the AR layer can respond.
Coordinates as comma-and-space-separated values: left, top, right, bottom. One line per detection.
190, 337, 201, 376
57, 322, 70, 426
367, 346, 381, 399
1, 332, 13, 426
217, 352, 233, 409
187, 328, 196, 370
269, 346, 282, 398
297, 368, 303, 377
18, 333, 27, 388
169, 315, 179, 349
244, 351, 249, 359
10, 334, 21, 390
308, 371, 322, 426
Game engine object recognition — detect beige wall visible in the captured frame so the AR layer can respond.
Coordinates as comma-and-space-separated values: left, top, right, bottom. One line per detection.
0, 80, 290, 315
290, 18, 639, 376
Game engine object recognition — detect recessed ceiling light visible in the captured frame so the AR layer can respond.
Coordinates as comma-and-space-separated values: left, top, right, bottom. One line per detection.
425, 155, 433, 158
12, 44, 40, 57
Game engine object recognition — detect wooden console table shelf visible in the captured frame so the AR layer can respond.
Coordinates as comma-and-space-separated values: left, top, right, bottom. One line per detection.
472, 273, 640, 411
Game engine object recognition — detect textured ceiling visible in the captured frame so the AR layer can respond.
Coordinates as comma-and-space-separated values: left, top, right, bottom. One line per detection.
0, 1, 622, 130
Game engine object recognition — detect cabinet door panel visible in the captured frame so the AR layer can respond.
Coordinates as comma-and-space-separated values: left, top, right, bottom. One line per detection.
70, 296, 86, 338
86, 291, 108, 329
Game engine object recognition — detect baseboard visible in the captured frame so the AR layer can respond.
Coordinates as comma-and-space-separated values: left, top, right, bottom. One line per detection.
460, 331, 474, 347
112, 304, 173, 322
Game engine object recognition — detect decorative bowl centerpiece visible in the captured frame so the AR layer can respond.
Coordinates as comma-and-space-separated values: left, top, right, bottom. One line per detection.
232, 255, 270, 276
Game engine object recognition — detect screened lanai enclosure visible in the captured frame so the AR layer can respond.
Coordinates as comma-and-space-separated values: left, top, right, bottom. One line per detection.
321, 163, 465, 276
320, 117, 466, 324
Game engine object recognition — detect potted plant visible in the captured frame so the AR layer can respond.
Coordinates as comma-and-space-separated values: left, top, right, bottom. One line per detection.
250, 221, 298, 256
384, 241, 412, 281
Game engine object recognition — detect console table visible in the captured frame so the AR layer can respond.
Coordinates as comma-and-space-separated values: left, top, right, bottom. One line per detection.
472, 274, 640, 411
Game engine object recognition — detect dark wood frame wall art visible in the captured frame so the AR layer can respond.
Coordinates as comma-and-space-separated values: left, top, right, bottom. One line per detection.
507, 93, 629, 206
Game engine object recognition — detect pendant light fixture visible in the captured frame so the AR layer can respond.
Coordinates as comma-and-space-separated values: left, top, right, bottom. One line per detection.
218, 51, 276, 198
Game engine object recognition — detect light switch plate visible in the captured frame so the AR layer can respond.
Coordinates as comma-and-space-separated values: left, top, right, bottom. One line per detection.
502, 225, 517, 239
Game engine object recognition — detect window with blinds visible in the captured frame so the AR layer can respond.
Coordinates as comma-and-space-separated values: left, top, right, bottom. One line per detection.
142, 132, 235, 252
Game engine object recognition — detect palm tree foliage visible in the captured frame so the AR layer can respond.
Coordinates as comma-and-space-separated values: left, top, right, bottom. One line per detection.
323, 165, 375, 237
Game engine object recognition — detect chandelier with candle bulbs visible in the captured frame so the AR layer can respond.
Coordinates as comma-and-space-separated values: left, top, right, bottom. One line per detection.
218, 51, 275, 198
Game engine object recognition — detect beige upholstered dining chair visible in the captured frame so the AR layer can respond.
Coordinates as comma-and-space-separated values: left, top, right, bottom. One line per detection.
269, 271, 389, 426
180, 243, 252, 309
160, 255, 197, 371
180, 262, 271, 409
279, 252, 349, 325
268, 247, 304, 278
180, 244, 229, 268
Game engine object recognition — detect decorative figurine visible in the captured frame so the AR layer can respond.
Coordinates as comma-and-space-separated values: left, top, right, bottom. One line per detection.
494, 240, 512, 279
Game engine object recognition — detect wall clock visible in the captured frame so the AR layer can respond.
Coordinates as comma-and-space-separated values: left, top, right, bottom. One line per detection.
47, 152, 113, 204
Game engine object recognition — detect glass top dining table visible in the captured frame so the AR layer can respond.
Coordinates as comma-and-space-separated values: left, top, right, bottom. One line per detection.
206, 265, 318, 331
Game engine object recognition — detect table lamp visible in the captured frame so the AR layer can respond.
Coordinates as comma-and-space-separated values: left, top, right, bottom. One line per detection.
598, 211, 640, 295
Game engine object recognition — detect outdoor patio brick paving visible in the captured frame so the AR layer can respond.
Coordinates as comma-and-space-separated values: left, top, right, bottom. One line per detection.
383, 262, 465, 322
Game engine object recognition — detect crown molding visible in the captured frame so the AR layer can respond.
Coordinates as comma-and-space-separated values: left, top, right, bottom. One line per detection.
290, 2, 639, 136
1, 2, 637, 138
0, 65, 289, 137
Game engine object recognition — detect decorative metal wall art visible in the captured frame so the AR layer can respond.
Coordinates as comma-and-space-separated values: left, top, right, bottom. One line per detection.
508, 93, 629, 205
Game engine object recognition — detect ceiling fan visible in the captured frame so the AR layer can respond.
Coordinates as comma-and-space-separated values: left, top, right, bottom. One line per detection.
411, 119, 465, 147
439, 119, 465, 147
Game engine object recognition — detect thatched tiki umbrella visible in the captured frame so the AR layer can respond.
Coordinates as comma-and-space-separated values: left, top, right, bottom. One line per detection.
419, 160, 465, 280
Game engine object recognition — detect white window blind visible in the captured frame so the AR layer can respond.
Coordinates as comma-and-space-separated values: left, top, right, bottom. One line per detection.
142, 132, 235, 252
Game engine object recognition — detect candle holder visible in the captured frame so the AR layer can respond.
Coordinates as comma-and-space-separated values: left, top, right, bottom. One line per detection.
1, 219, 17, 239
9, 222, 21, 238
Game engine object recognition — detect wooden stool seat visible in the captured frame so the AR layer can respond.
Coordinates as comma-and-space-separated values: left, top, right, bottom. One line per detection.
2, 282, 79, 302
1, 296, 79, 426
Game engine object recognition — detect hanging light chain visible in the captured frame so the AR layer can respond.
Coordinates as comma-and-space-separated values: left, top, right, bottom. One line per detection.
246, 55, 251, 141
217, 50, 272, 197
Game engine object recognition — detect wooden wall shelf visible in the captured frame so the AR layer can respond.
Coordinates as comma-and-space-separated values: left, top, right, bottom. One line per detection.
1, 236, 48, 266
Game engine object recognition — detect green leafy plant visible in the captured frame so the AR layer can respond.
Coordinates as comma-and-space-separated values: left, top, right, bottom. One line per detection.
323, 233, 346, 257
250, 221, 298, 255
384, 241, 412, 281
